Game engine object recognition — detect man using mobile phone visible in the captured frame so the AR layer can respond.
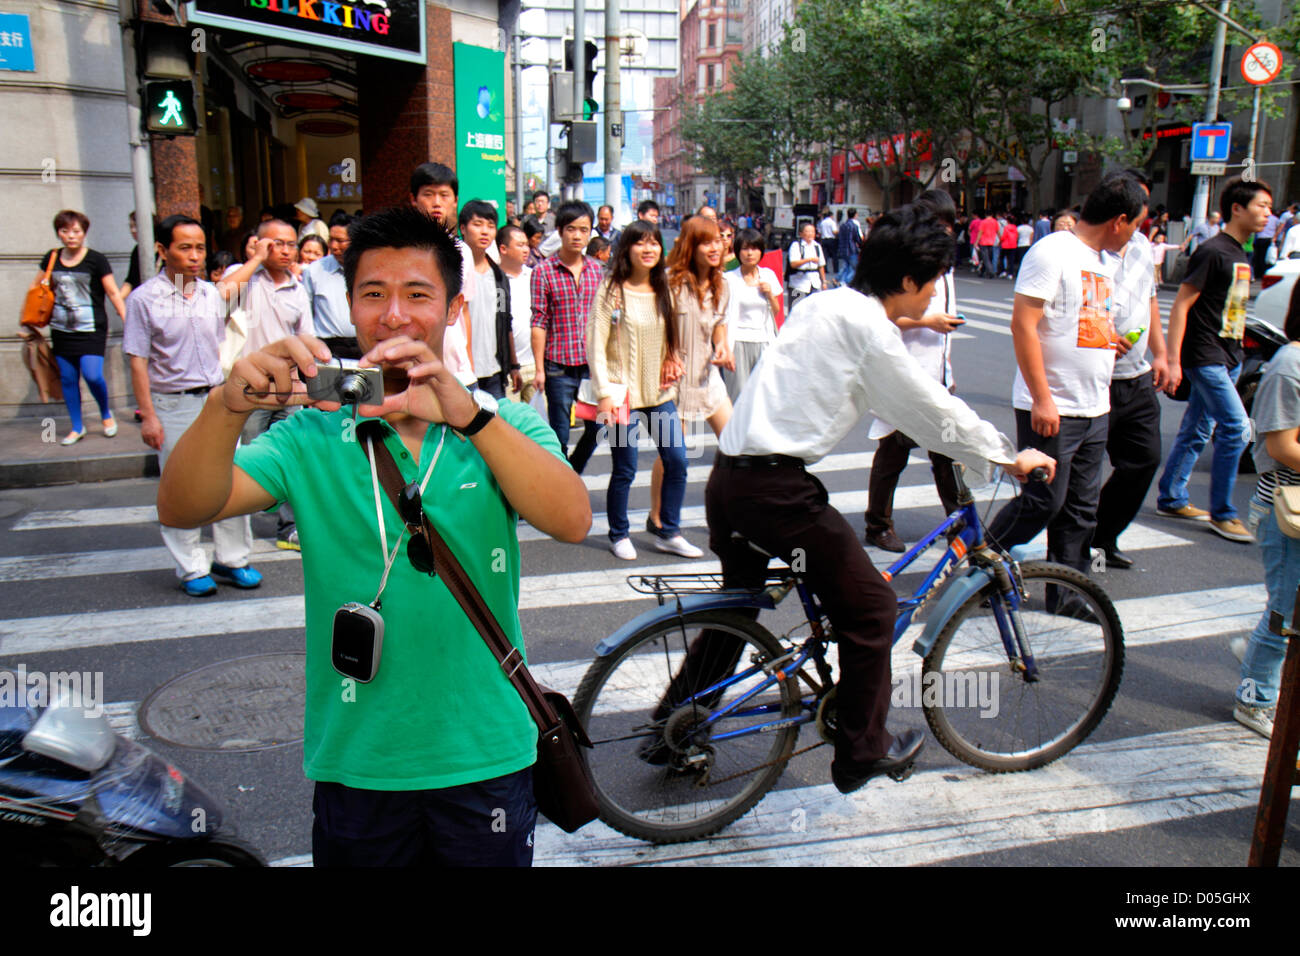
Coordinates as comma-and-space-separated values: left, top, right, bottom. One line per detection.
155, 206, 592, 866
863, 189, 965, 553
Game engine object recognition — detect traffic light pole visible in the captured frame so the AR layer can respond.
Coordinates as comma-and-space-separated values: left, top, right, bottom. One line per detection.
604, 0, 622, 224
118, 0, 155, 282
1190, 0, 1229, 230
569, 0, 585, 200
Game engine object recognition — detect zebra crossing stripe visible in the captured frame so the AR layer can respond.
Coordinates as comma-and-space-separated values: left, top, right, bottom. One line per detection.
531, 722, 1267, 867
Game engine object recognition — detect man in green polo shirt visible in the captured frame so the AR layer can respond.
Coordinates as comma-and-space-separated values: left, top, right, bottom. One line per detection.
156, 205, 592, 866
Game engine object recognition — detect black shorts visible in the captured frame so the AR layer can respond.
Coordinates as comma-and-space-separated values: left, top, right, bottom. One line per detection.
311, 766, 537, 867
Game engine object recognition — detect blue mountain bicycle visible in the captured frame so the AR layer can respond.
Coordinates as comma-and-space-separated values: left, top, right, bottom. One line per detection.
572, 469, 1125, 844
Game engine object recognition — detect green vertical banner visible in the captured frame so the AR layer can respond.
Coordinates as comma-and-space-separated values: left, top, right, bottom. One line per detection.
453, 42, 507, 225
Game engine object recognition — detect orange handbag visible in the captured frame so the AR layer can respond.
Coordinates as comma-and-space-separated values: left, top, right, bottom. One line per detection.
20, 252, 57, 328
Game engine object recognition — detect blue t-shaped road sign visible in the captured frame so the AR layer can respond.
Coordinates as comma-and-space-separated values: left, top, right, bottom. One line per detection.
1191, 122, 1233, 162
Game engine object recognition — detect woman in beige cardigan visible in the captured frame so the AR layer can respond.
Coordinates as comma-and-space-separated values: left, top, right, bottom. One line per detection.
587, 220, 702, 561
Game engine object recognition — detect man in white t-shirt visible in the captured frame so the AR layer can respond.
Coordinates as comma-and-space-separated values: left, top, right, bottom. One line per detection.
986, 172, 1148, 583
818, 208, 839, 284
497, 223, 538, 405
787, 221, 826, 306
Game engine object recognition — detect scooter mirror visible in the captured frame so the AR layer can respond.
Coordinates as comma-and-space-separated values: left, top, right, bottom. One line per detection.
22, 693, 115, 772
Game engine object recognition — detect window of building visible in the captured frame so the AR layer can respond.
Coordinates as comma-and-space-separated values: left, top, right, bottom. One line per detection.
707, 64, 715, 87
707, 22, 716, 48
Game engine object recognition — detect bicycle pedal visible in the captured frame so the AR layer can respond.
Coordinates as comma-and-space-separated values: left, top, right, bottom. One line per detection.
888, 762, 916, 783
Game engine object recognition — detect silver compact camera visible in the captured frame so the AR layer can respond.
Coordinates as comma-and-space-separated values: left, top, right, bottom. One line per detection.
306, 358, 384, 405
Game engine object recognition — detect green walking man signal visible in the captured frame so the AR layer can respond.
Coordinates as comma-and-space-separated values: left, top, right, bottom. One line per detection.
144, 80, 198, 135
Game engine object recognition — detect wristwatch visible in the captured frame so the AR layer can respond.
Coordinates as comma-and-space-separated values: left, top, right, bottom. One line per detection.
451, 389, 498, 437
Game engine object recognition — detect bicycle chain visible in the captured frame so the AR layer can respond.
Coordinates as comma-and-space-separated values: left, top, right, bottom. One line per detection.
703, 739, 827, 787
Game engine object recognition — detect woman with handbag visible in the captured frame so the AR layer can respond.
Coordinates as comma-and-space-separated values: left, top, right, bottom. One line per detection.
40, 210, 127, 445
644, 216, 734, 549
587, 220, 694, 561
721, 227, 781, 403
1234, 279, 1300, 740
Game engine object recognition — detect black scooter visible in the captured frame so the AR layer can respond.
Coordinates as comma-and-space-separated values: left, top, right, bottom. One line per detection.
0, 695, 265, 866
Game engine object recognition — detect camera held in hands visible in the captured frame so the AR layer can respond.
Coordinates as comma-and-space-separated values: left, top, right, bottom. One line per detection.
307, 358, 384, 406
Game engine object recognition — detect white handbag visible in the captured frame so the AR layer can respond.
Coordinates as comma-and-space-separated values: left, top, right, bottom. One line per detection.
219, 308, 248, 378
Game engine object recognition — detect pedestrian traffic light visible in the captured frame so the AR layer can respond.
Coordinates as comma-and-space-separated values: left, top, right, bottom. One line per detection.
564, 39, 599, 119
143, 79, 198, 135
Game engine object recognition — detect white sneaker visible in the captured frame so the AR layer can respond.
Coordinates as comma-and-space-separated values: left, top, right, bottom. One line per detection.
653, 534, 704, 558
1233, 702, 1275, 739
610, 537, 637, 561
1229, 636, 1247, 663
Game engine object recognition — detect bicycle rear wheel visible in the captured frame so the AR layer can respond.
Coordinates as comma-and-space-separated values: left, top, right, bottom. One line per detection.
572, 610, 802, 844
922, 561, 1123, 772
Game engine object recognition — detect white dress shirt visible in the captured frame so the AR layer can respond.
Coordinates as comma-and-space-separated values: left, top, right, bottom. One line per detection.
719, 287, 1016, 482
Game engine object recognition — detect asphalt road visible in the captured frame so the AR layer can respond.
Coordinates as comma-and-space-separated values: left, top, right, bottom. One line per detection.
0, 270, 1294, 871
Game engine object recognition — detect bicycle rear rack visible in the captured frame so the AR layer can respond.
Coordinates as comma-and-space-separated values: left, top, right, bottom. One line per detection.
626, 572, 796, 606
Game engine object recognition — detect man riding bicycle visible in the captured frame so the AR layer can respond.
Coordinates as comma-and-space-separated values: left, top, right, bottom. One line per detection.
690, 205, 1055, 795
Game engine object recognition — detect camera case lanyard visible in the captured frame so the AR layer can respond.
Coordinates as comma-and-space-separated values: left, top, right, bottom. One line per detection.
365, 424, 447, 608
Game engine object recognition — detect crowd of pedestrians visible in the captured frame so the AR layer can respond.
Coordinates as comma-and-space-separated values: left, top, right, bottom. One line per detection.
25, 136, 1294, 868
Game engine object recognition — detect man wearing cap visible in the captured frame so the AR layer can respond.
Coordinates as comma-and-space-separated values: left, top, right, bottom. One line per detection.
295, 198, 328, 243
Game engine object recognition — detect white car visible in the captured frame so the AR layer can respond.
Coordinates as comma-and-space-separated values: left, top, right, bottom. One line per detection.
1255, 250, 1300, 327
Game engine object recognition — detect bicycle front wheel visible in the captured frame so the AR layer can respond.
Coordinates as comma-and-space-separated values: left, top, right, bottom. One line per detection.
572, 610, 802, 844
922, 561, 1124, 772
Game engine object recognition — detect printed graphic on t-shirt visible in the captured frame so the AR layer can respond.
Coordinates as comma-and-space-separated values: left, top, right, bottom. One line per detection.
1076, 270, 1115, 349
1220, 262, 1251, 341
51, 271, 95, 333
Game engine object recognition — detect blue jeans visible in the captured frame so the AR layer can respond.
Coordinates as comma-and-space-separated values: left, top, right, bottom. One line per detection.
1157, 363, 1250, 521
543, 360, 598, 473
1237, 498, 1299, 708
838, 252, 858, 285
607, 401, 687, 541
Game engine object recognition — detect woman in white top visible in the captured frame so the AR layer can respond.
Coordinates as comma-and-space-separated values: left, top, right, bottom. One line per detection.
864, 190, 967, 553
722, 228, 782, 403
587, 220, 701, 561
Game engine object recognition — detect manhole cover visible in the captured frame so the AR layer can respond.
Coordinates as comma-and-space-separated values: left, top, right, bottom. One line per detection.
139, 653, 305, 752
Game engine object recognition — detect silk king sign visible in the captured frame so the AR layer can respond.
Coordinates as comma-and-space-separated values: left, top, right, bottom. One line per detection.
187, 0, 425, 63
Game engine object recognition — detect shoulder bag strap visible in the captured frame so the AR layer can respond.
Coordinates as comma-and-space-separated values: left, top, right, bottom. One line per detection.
42, 251, 57, 283
355, 421, 563, 735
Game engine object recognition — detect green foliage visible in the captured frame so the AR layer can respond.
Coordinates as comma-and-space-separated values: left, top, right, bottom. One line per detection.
679, 0, 1288, 214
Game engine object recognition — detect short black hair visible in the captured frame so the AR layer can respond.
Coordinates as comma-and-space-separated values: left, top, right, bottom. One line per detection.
637, 199, 660, 216
458, 199, 499, 229
497, 223, 525, 247
156, 214, 203, 249
851, 206, 954, 299
328, 210, 354, 229
1219, 176, 1272, 222
1080, 173, 1147, 225
846, 207, 857, 218
342, 206, 462, 304
586, 235, 610, 256
208, 250, 234, 274
257, 218, 296, 238
914, 189, 957, 229
1123, 167, 1153, 191
556, 200, 594, 232
409, 162, 458, 199
533, 190, 550, 201
53, 209, 90, 233
522, 219, 544, 240
734, 228, 764, 254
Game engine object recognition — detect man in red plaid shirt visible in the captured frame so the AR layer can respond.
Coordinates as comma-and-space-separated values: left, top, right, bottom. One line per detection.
530, 201, 604, 473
